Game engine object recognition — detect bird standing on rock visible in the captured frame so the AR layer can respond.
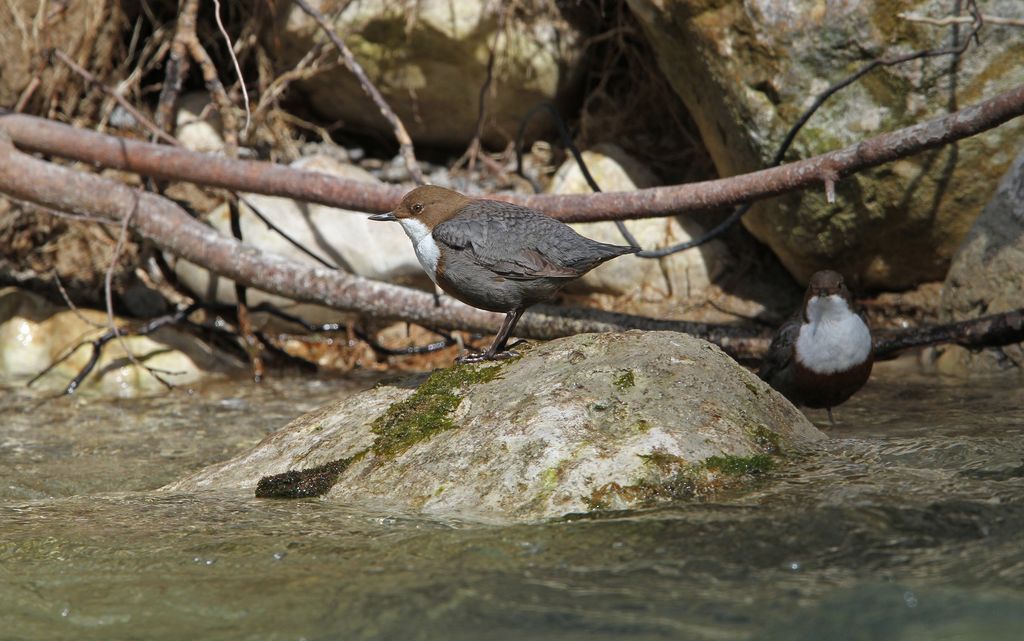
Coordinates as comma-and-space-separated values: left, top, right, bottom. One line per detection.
370, 185, 638, 363
759, 270, 874, 424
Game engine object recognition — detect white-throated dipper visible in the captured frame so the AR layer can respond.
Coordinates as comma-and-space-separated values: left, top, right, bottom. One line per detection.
370, 185, 638, 362
759, 270, 873, 423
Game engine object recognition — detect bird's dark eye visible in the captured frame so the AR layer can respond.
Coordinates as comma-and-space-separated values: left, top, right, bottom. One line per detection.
411, 203, 424, 214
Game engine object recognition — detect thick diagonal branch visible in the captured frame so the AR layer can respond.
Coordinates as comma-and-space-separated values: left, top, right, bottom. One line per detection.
2, 83, 1023, 220
874, 309, 1024, 359
0, 135, 759, 357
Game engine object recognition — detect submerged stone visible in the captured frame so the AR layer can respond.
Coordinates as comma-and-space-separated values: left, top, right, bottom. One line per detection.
166, 331, 824, 521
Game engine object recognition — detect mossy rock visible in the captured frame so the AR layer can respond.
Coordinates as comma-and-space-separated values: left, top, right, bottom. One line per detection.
166, 331, 824, 522
629, 0, 1024, 288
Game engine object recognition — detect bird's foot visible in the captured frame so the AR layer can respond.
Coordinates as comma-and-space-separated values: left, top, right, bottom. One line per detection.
455, 348, 520, 364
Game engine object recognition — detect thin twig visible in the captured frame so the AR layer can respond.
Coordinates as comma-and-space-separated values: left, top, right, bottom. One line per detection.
53, 272, 107, 329
27, 303, 201, 395
251, 42, 333, 126
104, 193, 173, 389
245, 302, 457, 357
213, 0, 251, 135
154, 0, 197, 135
293, 0, 424, 184
453, 2, 507, 173
227, 198, 266, 382
51, 47, 179, 145
899, 12, 1024, 27
182, 27, 239, 155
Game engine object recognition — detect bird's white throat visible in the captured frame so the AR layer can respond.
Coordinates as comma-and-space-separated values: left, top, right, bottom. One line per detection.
399, 218, 440, 284
795, 294, 871, 374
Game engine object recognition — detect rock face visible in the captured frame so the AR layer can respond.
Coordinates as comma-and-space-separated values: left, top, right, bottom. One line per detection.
166, 331, 824, 522
627, 0, 1024, 289
938, 149, 1024, 376
548, 144, 729, 299
267, 0, 586, 148
172, 154, 430, 326
264, 0, 585, 147
0, 288, 243, 396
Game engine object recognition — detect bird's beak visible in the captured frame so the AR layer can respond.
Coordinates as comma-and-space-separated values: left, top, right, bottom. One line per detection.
369, 212, 397, 222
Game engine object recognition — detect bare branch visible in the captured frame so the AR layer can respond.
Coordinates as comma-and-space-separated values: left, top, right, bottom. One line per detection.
3, 81, 1023, 220
0, 134, 759, 358
874, 309, 1024, 359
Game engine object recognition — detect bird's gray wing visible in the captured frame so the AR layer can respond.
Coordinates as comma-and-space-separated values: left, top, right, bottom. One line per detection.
433, 202, 589, 280
758, 317, 801, 382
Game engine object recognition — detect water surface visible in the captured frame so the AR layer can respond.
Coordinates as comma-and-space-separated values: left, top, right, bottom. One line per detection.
1, 365, 1022, 640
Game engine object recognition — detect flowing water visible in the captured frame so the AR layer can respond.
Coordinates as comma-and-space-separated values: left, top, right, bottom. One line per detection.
1, 362, 1022, 640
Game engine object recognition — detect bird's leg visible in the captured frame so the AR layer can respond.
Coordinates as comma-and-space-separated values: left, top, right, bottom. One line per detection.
827, 407, 836, 426
456, 308, 525, 364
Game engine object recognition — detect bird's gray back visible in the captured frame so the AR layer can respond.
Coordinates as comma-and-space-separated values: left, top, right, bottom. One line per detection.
434, 200, 636, 276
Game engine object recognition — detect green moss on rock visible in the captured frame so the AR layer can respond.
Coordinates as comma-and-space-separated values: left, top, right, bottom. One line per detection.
702, 453, 774, 475
255, 450, 367, 499
746, 425, 782, 454
613, 370, 636, 391
586, 450, 775, 510
370, 363, 504, 458
632, 419, 652, 433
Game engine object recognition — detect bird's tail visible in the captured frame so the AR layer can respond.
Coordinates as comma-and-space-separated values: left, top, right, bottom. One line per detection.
572, 241, 640, 272
599, 242, 641, 260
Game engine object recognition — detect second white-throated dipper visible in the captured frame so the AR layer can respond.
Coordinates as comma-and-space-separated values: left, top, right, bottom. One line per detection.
759, 270, 873, 424
370, 185, 638, 362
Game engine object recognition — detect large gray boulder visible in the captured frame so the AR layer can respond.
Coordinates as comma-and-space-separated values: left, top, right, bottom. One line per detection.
938, 149, 1024, 376
166, 331, 824, 522
268, 0, 587, 148
627, 0, 1024, 289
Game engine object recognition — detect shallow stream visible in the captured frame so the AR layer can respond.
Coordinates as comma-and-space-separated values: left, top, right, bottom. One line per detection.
1, 363, 1022, 640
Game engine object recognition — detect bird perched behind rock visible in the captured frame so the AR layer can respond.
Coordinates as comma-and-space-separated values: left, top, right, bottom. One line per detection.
370, 185, 638, 362
759, 270, 873, 424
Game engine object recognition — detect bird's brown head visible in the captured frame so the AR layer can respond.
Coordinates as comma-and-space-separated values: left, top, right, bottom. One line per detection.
370, 185, 473, 228
802, 270, 853, 315
806, 270, 847, 297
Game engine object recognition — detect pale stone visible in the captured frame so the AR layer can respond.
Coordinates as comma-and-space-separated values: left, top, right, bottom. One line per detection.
174, 93, 225, 154
166, 331, 823, 522
0, 288, 243, 397
171, 154, 429, 327
548, 143, 729, 299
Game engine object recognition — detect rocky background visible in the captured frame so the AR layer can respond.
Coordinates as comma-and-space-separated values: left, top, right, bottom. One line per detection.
1, 0, 1022, 390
